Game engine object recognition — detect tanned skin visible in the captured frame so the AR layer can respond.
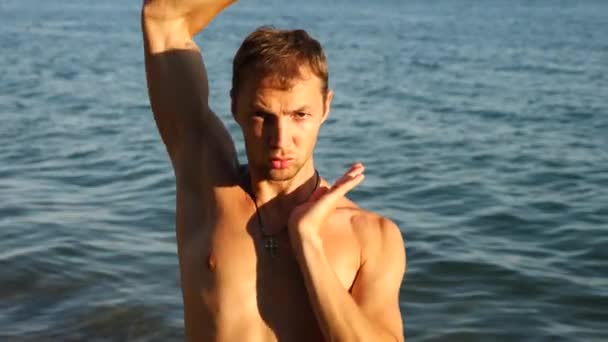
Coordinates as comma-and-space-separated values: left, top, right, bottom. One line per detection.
141, 1, 406, 341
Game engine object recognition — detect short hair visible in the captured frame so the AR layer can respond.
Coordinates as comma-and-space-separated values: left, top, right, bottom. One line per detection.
232, 26, 329, 98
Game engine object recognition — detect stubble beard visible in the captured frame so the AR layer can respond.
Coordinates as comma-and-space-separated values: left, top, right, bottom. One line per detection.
264, 161, 304, 182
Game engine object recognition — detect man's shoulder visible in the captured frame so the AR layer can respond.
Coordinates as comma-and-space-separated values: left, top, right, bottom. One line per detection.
335, 204, 404, 253
333, 204, 406, 285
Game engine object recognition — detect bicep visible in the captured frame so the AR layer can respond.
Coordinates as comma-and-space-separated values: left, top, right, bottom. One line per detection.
143, 37, 238, 183
144, 46, 210, 157
351, 219, 407, 341
173, 110, 239, 188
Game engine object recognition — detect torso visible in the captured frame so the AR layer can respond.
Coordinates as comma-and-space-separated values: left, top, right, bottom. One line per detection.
174, 174, 364, 342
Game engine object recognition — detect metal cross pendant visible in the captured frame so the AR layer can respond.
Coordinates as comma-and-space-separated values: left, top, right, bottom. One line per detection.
264, 236, 279, 257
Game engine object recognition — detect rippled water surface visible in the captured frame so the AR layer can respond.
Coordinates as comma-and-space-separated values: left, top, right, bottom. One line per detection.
1, 0, 607, 340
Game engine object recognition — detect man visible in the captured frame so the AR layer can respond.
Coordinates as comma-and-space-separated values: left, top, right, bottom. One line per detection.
141, 0, 406, 341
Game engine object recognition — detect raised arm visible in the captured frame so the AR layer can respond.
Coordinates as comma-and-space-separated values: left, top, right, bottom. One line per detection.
141, 0, 239, 184
289, 164, 406, 341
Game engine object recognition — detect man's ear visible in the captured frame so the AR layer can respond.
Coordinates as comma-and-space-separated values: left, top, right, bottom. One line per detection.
321, 89, 334, 124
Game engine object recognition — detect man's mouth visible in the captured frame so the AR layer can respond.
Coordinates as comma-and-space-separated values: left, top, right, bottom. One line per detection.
270, 158, 292, 170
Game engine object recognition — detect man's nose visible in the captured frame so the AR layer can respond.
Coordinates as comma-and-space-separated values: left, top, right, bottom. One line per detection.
267, 117, 290, 149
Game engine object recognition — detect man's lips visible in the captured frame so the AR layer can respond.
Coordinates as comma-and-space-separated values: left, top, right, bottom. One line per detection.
270, 158, 292, 169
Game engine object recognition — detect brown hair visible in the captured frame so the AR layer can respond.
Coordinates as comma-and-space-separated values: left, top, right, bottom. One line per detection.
232, 26, 329, 98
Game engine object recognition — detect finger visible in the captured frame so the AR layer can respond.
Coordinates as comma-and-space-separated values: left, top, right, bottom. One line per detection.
329, 172, 365, 198
333, 163, 365, 189
334, 164, 364, 185
324, 164, 365, 201
305, 167, 365, 222
308, 173, 363, 221
311, 163, 365, 214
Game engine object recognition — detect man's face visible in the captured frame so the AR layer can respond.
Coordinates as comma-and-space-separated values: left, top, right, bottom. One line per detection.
232, 68, 333, 181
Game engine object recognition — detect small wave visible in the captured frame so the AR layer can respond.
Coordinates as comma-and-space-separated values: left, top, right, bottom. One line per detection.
495, 64, 583, 76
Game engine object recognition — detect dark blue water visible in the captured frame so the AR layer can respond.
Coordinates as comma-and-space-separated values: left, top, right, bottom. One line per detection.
1, 0, 607, 340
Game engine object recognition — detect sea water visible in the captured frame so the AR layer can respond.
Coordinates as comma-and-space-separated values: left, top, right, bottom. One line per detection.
1, 0, 607, 340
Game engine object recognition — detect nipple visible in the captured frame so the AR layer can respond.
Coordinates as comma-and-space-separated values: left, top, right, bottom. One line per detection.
207, 254, 216, 271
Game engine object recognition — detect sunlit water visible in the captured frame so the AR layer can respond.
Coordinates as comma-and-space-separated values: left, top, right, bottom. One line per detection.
1, 0, 607, 340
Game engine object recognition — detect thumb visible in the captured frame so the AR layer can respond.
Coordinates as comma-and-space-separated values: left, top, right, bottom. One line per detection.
308, 186, 330, 202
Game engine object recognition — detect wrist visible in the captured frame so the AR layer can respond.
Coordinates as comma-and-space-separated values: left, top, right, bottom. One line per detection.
142, 9, 193, 53
142, 1, 186, 21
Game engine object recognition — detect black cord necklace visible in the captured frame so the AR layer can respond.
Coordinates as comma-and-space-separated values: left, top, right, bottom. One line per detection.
249, 170, 320, 257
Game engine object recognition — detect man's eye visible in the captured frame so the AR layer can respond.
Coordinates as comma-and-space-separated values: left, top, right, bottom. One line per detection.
294, 112, 309, 119
252, 112, 266, 119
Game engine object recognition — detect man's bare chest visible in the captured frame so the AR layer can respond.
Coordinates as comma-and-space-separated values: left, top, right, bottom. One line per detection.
180, 217, 358, 301
177, 204, 360, 340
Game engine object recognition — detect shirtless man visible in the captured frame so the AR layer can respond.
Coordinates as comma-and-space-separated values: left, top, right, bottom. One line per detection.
141, 0, 406, 341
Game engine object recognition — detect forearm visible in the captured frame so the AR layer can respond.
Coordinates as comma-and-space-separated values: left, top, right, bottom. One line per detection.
140, 0, 226, 158
294, 234, 399, 342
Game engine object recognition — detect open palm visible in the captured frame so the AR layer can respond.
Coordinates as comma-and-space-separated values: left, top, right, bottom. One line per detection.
288, 163, 365, 241
144, 0, 237, 33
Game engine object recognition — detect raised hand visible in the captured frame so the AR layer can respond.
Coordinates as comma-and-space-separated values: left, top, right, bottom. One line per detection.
288, 163, 365, 246
143, 0, 238, 36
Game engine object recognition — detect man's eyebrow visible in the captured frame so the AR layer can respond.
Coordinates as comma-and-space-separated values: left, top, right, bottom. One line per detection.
250, 103, 312, 115
251, 104, 274, 114
289, 105, 312, 113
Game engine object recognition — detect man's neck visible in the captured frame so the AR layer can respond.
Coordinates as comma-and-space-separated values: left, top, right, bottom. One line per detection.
247, 163, 319, 214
